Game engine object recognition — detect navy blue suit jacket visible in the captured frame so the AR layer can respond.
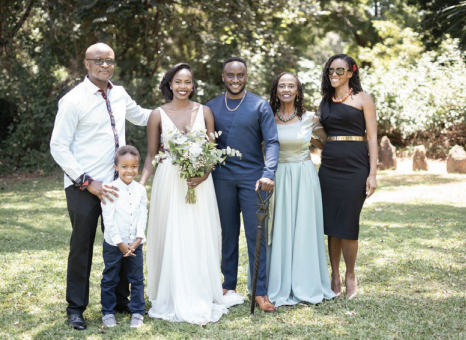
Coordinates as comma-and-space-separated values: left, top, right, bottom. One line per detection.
206, 92, 279, 181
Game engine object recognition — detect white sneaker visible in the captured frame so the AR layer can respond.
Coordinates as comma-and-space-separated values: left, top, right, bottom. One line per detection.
102, 314, 117, 327
130, 313, 144, 328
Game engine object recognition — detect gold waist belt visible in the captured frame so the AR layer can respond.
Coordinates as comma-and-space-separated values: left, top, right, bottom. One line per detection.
327, 136, 365, 141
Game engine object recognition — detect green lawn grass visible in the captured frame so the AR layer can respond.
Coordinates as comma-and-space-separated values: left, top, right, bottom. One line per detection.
0, 171, 465, 339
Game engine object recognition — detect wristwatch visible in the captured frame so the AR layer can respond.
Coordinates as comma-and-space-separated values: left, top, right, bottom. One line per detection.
68, 172, 94, 190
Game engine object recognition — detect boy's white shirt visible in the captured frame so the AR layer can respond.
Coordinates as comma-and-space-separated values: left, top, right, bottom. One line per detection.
101, 178, 148, 246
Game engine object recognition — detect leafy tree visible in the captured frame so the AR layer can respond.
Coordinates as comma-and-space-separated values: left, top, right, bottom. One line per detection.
441, 2, 466, 49
0, 0, 462, 173
0, 0, 321, 173
314, 0, 420, 66
300, 39, 466, 155
408, 0, 466, 50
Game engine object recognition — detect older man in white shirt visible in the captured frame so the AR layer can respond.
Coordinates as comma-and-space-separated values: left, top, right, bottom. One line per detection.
50, 43, 152, 331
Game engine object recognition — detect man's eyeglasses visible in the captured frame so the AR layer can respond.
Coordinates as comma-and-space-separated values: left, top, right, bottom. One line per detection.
327, 67, 349, 76
86, 58, 116, 66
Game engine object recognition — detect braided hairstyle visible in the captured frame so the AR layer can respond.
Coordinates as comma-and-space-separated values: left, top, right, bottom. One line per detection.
269, 72, 306, 118
159, 63, 196, 102
321, 54, 363, 103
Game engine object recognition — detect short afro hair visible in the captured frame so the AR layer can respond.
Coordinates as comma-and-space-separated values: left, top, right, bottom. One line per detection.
114, 145, 141, 165
222, 57, 247, 71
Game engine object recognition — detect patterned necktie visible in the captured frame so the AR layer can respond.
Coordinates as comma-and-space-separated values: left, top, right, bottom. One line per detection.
98, 84, 119, 179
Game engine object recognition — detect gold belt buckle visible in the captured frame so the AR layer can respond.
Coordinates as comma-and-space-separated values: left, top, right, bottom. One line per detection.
327, 136, 365, 141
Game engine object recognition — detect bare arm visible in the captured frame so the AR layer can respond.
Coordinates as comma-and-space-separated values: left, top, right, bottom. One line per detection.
362, 93, 378, 197
203, 105, 216, 142
310, 114, 327, 150
310, 137, 325, 150
139, 109, 161, 185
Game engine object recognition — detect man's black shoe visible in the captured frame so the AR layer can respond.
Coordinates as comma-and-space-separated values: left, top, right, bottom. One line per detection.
68, 314, 86, 330
114, 305, 131, 314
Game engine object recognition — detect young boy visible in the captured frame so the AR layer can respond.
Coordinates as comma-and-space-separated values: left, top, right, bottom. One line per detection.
100, 145, 148, 328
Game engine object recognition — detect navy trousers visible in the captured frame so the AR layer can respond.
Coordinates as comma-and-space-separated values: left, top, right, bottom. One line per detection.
101, 241, 145, 315
213, 179, 268, 296
65, 186, 130, 315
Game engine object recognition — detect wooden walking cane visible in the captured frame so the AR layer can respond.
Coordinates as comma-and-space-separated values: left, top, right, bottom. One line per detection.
250, 185, 273, 316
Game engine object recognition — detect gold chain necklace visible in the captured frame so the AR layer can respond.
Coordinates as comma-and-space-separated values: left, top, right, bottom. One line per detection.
225, 91, 247, 112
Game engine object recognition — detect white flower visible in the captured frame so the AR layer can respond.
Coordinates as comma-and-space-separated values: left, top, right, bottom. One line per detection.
172, 134, 188, 145
189, 143, 203, 158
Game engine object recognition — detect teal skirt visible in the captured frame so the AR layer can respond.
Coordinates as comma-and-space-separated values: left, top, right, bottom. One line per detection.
266, 159, 336, 306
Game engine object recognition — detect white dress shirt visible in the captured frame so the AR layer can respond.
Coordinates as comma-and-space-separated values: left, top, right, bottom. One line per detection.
101, 178, 148, 246
50, 76, 152, 188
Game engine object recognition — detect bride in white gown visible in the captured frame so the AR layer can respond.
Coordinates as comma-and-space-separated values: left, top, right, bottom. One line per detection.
139, 63, 244, 325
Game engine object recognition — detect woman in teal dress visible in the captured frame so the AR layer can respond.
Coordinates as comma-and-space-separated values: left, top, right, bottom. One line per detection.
266, 72, 336, 307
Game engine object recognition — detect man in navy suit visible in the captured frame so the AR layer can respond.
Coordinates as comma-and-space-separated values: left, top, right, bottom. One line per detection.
207, 57, 279, 313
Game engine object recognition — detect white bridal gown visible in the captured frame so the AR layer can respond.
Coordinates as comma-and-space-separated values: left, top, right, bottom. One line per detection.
146, 105, 244, 324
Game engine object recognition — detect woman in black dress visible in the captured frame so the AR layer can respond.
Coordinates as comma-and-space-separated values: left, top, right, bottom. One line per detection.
318, 54, 377, 299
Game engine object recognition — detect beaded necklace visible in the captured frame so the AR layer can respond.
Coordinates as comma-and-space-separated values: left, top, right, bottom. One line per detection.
332, 87, 353, 103
276, 107, 297, 122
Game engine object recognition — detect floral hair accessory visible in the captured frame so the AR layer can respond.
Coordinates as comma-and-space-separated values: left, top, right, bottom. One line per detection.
352, 64, 357, 72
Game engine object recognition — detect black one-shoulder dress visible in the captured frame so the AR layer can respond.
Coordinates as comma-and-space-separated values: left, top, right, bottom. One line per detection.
318, 101, 369, 240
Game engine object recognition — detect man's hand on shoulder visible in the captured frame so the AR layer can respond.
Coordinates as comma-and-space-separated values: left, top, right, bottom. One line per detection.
255, 177, 274, 191
87, 181, 119, 204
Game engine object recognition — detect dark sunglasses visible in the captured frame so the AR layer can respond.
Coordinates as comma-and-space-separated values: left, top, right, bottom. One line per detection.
86, 58, 116, 66
327, 67, 349, 76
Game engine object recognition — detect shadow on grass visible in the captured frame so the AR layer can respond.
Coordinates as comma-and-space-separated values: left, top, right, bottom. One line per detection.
14, 292, 466, 340
361, 201, 464, 232
16, 298, 346, 340
361, 202, 465, 255
0, 177, 63, 192
357, 201, 466, 296
377, 173, 465, 190
1, 207, 74, 252
1, 176, 465, 339
1, 191, 66, 205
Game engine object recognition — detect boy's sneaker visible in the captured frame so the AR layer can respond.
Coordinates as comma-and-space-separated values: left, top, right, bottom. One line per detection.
130, 313, 144, 328
102, 314, 117, 327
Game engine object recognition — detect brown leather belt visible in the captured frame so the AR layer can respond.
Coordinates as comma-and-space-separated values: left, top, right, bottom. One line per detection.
327, 136, 365, 141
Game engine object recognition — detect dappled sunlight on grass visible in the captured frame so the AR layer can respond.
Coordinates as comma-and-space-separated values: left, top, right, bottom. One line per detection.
371, 171, 466, 206
1, 172, 465, 339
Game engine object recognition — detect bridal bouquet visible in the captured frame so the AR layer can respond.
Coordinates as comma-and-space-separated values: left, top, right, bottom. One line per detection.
152, 127, 242, 204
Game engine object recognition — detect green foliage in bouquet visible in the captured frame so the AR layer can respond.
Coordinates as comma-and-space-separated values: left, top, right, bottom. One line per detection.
152, 127, 241, 204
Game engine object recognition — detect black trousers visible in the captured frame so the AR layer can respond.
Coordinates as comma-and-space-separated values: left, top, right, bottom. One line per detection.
65, 186, 129, 315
